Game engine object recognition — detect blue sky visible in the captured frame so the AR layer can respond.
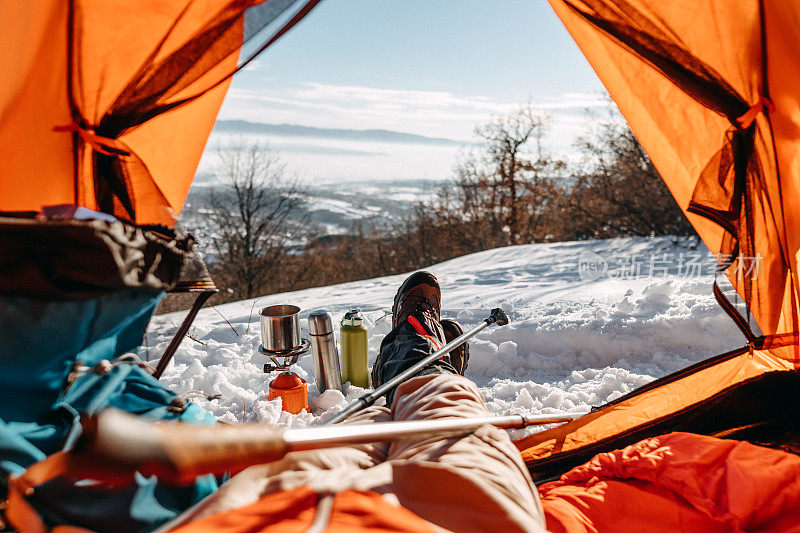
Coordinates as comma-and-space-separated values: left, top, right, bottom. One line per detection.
216, 0, 602, 138
206, 0, 610, 182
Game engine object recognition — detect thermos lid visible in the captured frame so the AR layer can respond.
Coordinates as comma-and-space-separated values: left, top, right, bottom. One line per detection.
308, 310, 334, 335
342, 309, 363, 327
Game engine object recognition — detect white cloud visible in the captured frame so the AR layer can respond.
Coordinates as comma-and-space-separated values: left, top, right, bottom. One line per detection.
217, 82, 613, 155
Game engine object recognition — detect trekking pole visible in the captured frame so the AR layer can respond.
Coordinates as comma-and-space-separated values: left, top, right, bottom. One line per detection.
71, 408, 586, 484
322, 308, 510, 425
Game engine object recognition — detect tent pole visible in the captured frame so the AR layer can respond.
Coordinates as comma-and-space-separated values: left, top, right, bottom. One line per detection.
73, 409, 585, 483
153, 290, 216, 379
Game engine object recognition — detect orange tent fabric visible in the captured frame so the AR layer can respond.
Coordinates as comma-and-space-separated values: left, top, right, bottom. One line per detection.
514, 347, 793, 465
540, 432, 800, 532
547, 0, 800, 363
0, 0, 323, 227
515, 0, 800, 478
0, 1, 233, 225
168, 487, 440, 533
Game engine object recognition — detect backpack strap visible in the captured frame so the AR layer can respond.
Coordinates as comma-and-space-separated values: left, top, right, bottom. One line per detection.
6, 452, 94, 533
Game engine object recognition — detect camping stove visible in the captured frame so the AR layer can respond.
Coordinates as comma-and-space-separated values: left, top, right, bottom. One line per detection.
259, 305, 311, 414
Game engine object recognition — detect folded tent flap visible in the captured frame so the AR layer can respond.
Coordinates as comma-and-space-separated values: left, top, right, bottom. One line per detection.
516, 346, 799, 483
0, 0, 326, 228
0, 215, 191, 300
545, 0, 800, 362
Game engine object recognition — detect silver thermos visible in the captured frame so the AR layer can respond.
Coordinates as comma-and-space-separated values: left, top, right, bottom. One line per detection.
307, 310, 342, 392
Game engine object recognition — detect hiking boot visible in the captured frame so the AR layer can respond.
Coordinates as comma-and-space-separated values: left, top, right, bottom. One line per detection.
392, 271, 441, 328
440, 318, 469, 375
371, 272, 453, 399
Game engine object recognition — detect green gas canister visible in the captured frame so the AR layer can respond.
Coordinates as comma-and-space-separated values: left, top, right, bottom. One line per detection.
340, 309, 369, 388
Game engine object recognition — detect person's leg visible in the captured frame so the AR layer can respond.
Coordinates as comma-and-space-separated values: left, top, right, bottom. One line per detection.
172, 271, 543, 531
168, 405, 393, 525
381, 374, 546, 533
369, 272, 545, 532
372, 312, 458, 405
169, 272, 452, 527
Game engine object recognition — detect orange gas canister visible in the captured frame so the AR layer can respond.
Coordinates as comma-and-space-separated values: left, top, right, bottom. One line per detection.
268, 372, 309, 414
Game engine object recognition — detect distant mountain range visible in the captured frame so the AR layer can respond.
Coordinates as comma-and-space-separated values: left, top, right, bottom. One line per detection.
213, 120, 467, 146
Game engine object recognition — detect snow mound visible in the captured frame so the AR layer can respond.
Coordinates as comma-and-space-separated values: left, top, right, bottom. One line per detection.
146, 236, 744, 437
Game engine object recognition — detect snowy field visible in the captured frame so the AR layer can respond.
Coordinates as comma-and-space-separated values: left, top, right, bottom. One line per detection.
145, 237, 745, 439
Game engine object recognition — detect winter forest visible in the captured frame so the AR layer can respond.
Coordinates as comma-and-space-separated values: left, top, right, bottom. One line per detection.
163, 103, 697, 311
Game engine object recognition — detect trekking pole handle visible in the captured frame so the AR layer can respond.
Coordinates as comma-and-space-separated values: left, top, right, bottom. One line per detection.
74, 410, 287, 484
488, 307, 509, 326
323, 308, 509, 425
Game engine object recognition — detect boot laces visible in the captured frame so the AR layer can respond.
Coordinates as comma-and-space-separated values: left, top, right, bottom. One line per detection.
403, 293, 437, 318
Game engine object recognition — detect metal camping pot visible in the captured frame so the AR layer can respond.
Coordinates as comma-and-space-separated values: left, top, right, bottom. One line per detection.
308, 310, 342, 393
260, 304, 302, 352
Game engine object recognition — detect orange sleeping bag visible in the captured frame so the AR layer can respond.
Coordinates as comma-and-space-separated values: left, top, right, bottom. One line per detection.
168, 432, 800, 532
167, 487, 439, 533
540, 432, 800, 532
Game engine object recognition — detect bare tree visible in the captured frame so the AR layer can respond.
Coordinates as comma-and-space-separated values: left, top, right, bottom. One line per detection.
423, 105, 566, 250
568, 103, 695, 238
208, 141, 307, 299
477, 105, 543, 244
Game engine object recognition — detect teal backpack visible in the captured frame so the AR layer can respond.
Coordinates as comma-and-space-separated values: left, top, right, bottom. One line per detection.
0, 218, 217, 532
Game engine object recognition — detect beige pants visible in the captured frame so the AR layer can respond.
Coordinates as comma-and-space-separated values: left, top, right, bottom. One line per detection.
167, 375, 546, 533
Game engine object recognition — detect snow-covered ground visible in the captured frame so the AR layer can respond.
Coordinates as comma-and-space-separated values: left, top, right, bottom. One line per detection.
145, 236, 745, 439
